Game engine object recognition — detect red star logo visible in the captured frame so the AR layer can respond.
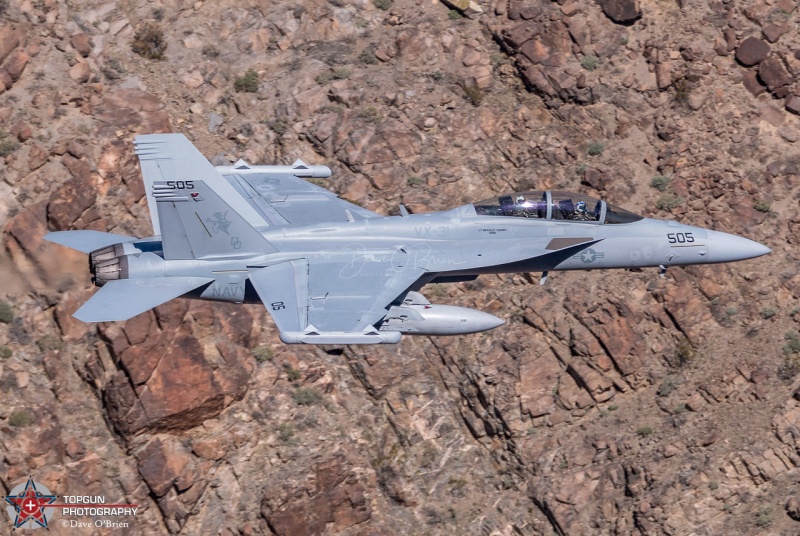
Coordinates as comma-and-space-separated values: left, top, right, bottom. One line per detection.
5, 477, 56, 529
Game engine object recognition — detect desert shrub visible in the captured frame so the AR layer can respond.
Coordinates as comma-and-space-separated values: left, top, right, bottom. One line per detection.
9, 410, 33, 428
672, 78, 691, 104
427, 70, 445, 82
374, 0, 393, 10
293, 387, 322, 406
285, 367, 301, 382
756, 507, 772, 528
448, 9, 462, 20
0, 132, 19, 158
267, 118, 288, 135
359, 48, 378, 65
278, 422, 294, 442
0, 345, 11, 359
666, 338, 695, 368
36, 336, 62, 352
202, 45, 219, 58
650, 175, 671, 191
636, 426, 653, 437
785, 331, 800, 355
132, 22, 167, 60
581, 55, 598, 71
252, 345, 273, 363
657, 375, 679, 397
315, 72, 332, 85
0, 300, 13, 323
234, 69, 259, 93
760, 307, 777, 319
358, 106, 382, 124
332, 67, 351, 79
753, 198, 771, 213
656, 192, 684, 210
587, 141, 605, 156
461, 81, 483, 106
779, 331, 800, 380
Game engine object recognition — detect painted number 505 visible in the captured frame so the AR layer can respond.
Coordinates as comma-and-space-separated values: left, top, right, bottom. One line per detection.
166, 180, 195, 189
667, 232, 694, 244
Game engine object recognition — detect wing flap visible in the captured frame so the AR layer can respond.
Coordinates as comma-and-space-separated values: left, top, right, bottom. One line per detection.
74, 277, 213, 322
249, 249, 425, 343
248, 260, 309, 333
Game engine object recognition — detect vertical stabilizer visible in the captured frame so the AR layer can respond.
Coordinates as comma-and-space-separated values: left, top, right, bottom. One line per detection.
135, 133, 268, 236
154, 180, 276, 259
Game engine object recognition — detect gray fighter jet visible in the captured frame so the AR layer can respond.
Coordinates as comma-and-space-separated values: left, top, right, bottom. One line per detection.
45, 134, 771, 344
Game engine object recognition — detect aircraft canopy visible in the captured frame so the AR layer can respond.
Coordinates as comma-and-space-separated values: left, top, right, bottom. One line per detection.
473, 191, 643, 224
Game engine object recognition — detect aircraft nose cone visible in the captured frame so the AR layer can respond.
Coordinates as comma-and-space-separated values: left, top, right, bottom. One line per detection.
708, 231, 771, 263
484, 313, 505, 331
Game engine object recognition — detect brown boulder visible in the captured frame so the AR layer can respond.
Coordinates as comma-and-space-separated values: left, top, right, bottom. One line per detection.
4, 49, 29, 81
11, 120, 32, 141
742, 70, 766, 96
94, 88, 171, 136
47, 175, 97, 230
758, 56, 794, 95
27, 144, 48, 170
787, 497, 800, 522
0, 27, 21, 63
503, 21, 541, 48
136, 438, 192, 497
519, 348, 561, 417
262, 455, 371, 536
69, 61, 91, 83
103, 329, 250, 435
522, 65, 556, 96
598, 0, 641, 23
787, 95, 800, 115
763, 24, 788, 44
4, 201, 47, 261
70, 33, 92, 57
0, 67, 11, 91
735, 36, 770, 66
55, 289, 94, 342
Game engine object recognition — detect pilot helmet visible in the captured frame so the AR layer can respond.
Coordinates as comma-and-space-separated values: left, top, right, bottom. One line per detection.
576, 200, 587, 213
515, 195, 525, 204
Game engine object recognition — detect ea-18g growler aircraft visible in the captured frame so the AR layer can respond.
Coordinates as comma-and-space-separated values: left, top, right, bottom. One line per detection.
45, 134, 770, 344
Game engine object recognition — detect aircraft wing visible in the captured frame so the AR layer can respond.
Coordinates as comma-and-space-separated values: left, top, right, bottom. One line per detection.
221, 170, 381, 227
248, 249, 425, 344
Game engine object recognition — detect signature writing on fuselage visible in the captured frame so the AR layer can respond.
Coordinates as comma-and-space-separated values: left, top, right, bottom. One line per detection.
338, 243, 464, 279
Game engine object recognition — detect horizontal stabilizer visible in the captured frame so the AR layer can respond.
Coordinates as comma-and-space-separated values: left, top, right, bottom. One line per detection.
44, 231, 136, 254
74, 277, 213, 322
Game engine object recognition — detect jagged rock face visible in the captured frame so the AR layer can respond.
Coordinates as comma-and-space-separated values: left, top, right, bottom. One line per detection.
0, 1, 799, 535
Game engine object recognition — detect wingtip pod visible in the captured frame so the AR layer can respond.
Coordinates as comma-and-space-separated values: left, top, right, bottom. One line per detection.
279, 329, 402, 344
